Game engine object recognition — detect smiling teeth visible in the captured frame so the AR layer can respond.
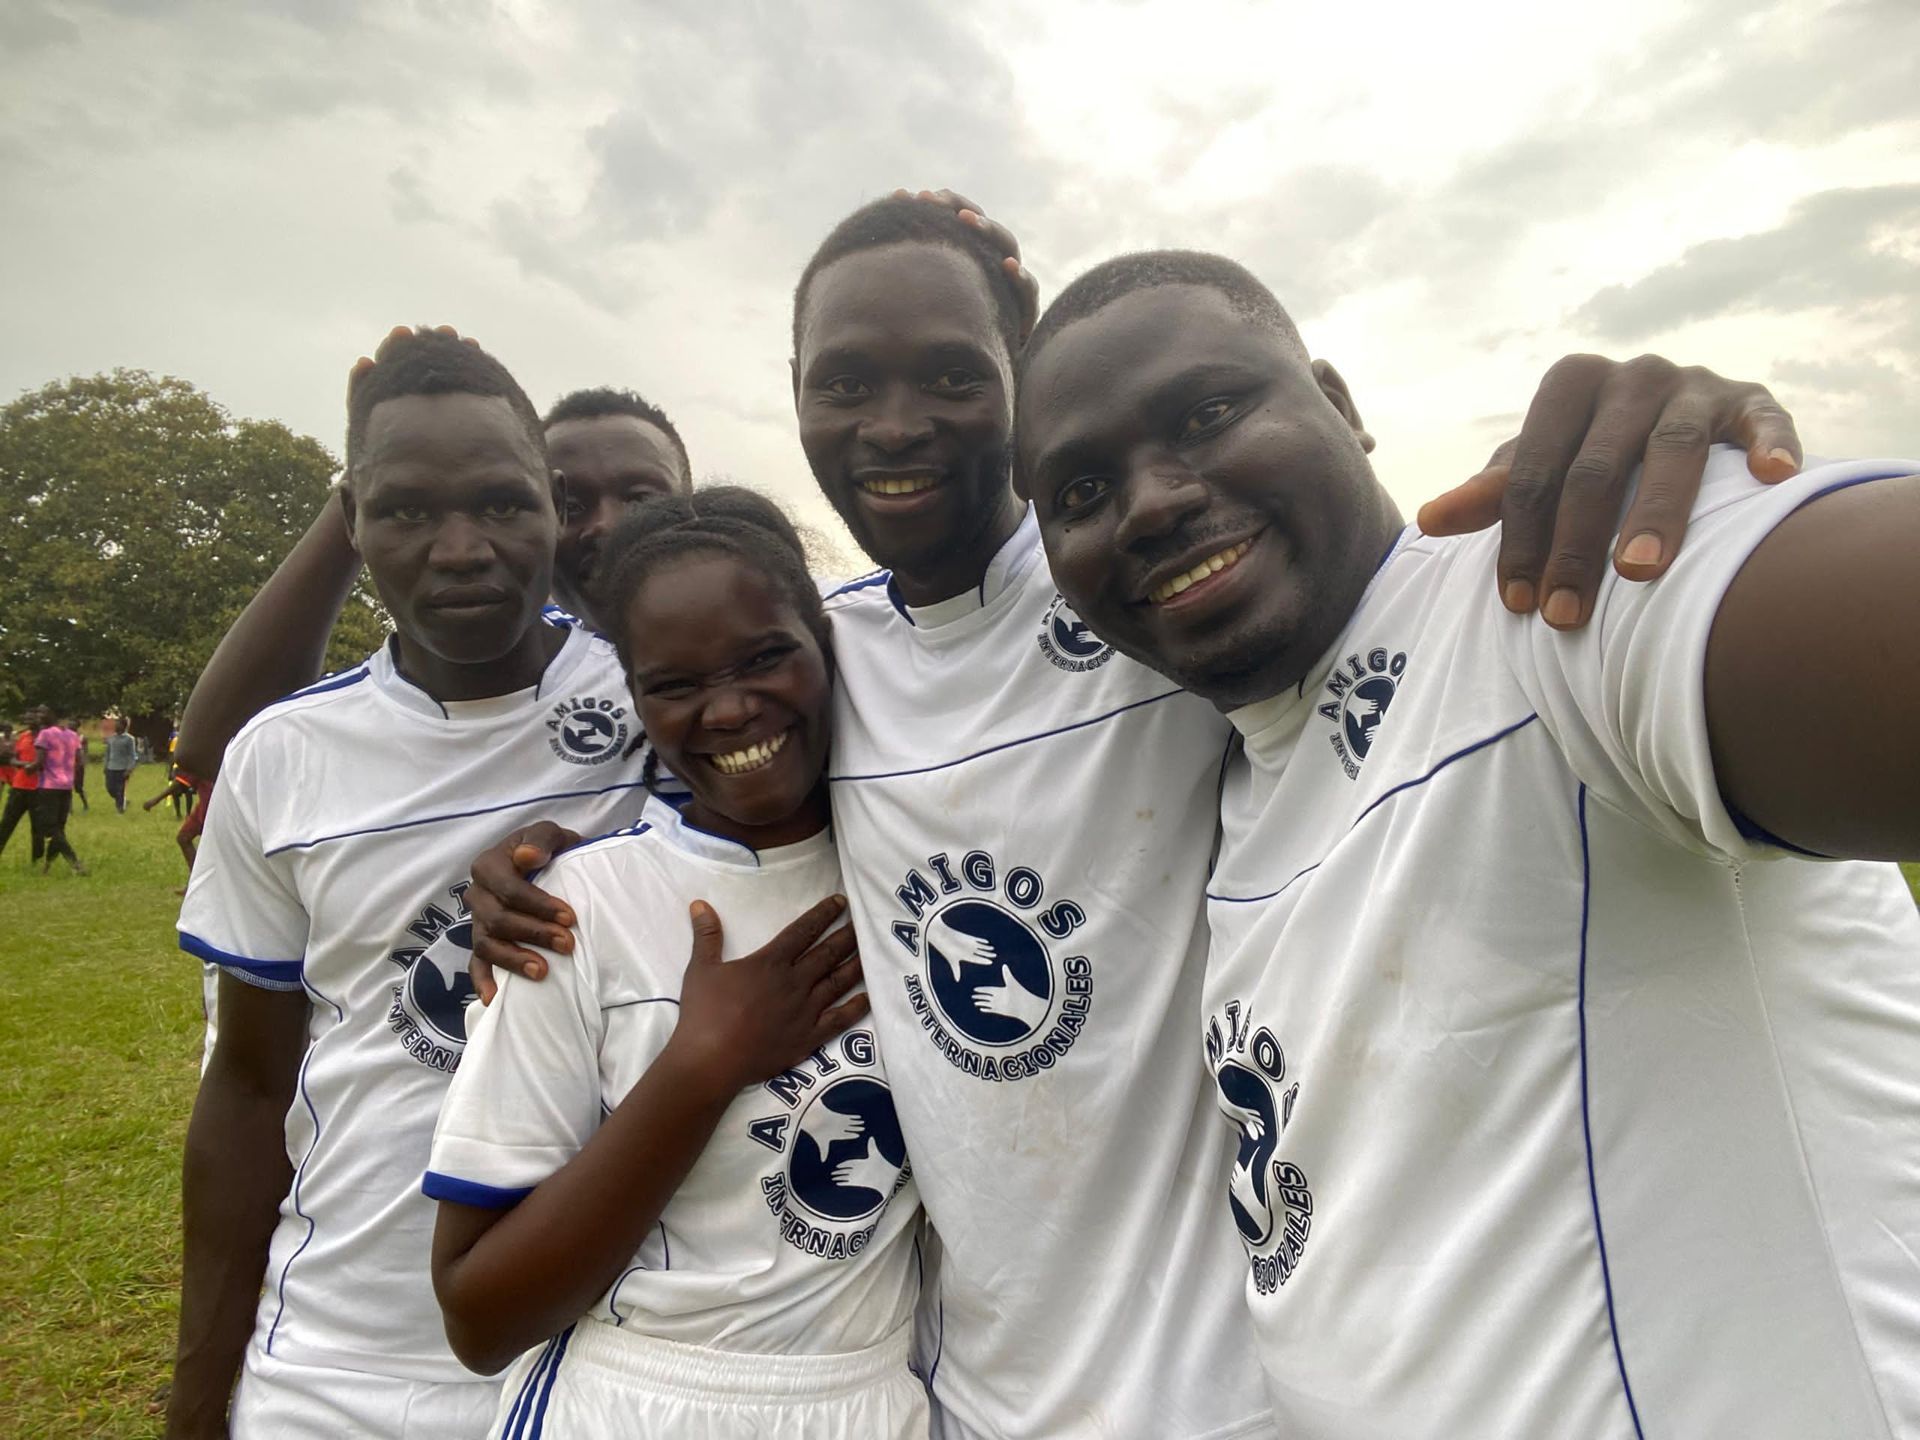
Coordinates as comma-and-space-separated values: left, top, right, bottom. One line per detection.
1148, 540, 1254, 604
710, 730, 790, 775
861, 476, 939, 496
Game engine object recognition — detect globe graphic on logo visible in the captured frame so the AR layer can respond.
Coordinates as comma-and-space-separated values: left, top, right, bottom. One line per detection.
1216, 1060, 1280, 1245
788, 1077, 908, 1223
401, 921, 476, 1046
1341, 674, 1397, 760
924, 899, 1054, 1047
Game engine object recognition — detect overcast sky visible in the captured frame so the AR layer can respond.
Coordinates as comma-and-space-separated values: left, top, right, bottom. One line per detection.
3, 0, 1915, 573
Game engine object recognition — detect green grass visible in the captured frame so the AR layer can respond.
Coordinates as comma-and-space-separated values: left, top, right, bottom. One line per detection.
0, 770, 1915, 1439
1, 767, 204, 1437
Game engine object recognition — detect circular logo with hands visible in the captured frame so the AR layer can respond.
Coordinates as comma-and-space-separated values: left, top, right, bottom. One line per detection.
1215, 1059, 1283, 1246
924, 898, 1056, 1047
788, 1076, 909, 1223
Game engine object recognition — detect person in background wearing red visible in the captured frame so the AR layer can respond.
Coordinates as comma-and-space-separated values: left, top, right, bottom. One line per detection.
0, 707, 47, 864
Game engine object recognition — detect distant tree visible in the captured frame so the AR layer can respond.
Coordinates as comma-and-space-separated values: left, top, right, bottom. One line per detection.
0, 371, 384, 730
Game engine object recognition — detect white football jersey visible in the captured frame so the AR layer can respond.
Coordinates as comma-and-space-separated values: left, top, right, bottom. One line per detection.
426, 797, 921, 1354
826, 508, 1276, 1440
177, 625, 654, 1382
1204, 451, 1920, 1437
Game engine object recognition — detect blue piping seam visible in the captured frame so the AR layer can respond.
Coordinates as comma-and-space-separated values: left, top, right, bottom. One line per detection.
262, 778, 650, 857
1577, 785, 1647, 1439
264, 975, 343, 1355
829, 688, 1190, 783
826, 571, 891, 599
1208, 712, 1540, 903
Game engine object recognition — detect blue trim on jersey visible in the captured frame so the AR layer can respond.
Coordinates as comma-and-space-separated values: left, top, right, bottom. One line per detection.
829, 687, 1190, 783
1208, 713, 1540, 904
559, 818, 654, 865
261, 665, 372, 713
261, 778, 651, 858
178, 931, 303, 985
601, 995, 681, 1013
422, 1172, 535, 1209
266, 974, 345, 1357
886, 576, 913, 623
528, 1323, 574, 1437
825, 570, 891, 599
1576, 785, 1648, 1439
503, 1333, 560, 1438
1728, 805, 1831, 858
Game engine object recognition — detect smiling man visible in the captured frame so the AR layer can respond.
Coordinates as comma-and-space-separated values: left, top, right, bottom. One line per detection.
167, 330, 657, 1439
1017, 251, 1920, 1438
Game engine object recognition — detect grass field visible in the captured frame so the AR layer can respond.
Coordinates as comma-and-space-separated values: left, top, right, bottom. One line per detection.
1, 767, 1916, 1437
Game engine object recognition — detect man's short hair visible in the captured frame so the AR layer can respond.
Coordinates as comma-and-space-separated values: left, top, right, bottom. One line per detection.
345, 329, 545, 482
1022, 250, 1308, 380
543, 387, 692, 485
792, 194, 1023, 360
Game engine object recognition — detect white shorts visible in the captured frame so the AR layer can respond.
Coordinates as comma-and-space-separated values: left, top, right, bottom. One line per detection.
230, 1341, 501, 1439
489, 1319, 929, 1439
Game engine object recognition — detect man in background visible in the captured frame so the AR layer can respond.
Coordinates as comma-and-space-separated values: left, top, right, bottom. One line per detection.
103, 716, 138, 812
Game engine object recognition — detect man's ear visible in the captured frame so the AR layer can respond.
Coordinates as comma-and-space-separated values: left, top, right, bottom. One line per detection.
338, 481, 361, 550
551, 467, 568, 517
790, 355, 801, 413
1312, 359, 1375, 454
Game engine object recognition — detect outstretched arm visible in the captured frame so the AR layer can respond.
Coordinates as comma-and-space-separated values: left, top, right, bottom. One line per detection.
1705, 473, 1920, 859
165, 977, 306, 1438
174, 492, 360, 779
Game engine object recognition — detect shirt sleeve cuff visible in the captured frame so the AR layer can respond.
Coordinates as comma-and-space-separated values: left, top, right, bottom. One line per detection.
179, 931, 305, 988
422, 1171, 535, 1208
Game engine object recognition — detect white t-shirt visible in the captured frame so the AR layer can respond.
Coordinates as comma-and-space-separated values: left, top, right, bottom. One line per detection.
426, 797, 922, 1354
1204, 451, 1920, 1437
177, 626, 654, 1382
826, 508, 1276, 1440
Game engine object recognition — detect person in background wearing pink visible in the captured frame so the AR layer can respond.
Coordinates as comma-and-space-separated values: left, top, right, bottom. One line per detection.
33, 714, 86, 875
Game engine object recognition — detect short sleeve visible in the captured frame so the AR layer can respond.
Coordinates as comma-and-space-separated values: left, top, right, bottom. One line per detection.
177, 740, 310, 990
1500, 450, 1920, 860
424, 936, 609, 1208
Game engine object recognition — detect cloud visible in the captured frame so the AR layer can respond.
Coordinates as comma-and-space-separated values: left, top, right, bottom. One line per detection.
1573, 183, 1920, 339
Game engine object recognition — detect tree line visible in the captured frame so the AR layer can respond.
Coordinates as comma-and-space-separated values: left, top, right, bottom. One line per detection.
0, 371, 384, 754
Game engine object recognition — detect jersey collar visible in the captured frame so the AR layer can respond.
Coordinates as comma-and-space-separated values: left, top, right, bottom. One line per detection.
1226, 524, 1418, 746
371, 625, 597, 721
644, 793, 834, 869
890, 504, 1043, 629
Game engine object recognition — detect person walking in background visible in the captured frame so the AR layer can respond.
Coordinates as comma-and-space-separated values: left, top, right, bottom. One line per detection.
0, 708, 47, 864
33, 714, 86, 875
104, 717, 138, 812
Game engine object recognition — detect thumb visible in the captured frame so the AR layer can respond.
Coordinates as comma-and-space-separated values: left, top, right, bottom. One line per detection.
510, 842, 551, 875
689, 900, 723, 965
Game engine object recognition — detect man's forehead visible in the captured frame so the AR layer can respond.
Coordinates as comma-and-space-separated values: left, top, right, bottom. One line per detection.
801, 244, 1000, 355
1021, 286, 1284, 444
360, 392, 542, 474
